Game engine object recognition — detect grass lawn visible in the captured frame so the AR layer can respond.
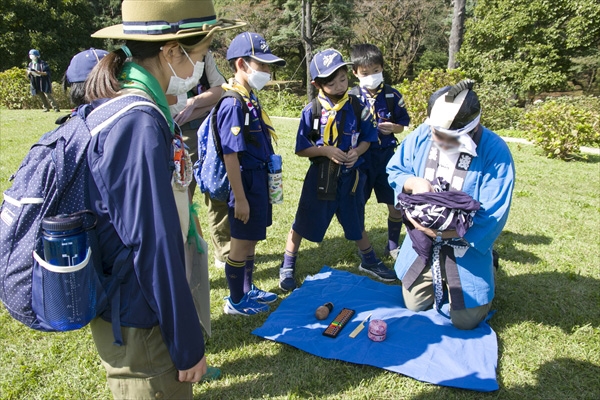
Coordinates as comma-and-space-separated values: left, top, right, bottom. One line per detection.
0, 109, 599, 400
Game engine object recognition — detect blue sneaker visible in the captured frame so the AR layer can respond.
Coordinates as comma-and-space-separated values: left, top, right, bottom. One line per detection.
223, 293, 269, 316
359, 259, 397, 282
279, 263, 297, 292
248, 284, 278, 304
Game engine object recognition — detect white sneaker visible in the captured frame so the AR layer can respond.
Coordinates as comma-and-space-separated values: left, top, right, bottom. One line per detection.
214, 257, 225, 269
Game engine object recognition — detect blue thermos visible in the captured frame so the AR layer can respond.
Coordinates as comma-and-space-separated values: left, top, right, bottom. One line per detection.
41, 214, 87, 266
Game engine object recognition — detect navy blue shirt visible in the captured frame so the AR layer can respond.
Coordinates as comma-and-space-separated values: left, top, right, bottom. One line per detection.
88, 98, 204, 371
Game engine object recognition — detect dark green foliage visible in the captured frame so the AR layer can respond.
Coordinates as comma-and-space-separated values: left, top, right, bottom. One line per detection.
397, 68, 466, 126
458, 0, 600, 97
475, 82, 523, 131
521, 98, 600, 160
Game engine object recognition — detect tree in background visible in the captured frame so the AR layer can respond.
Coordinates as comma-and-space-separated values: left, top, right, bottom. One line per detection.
353, 0, 449, 83
447, 0, 466, 69
0, 0, 100, 77
458, 0, 600, 98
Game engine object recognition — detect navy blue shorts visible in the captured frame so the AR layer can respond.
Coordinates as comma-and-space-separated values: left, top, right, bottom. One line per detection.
228, 169, 272, 241
292, 164, 366, 242
361, 146, 396, 205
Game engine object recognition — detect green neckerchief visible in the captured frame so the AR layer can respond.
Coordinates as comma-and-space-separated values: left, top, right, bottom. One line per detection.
119, 62, 174, 133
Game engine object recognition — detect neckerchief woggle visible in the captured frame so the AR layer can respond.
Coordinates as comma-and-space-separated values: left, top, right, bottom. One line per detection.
317, 89, 349, 147
359, 83, 384, 144
119, 62, 174, 134
222, 80, 278, 142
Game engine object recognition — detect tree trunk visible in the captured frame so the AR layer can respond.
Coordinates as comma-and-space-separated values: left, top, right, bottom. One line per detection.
448, 0, 466, 69
301, 0, 315, 101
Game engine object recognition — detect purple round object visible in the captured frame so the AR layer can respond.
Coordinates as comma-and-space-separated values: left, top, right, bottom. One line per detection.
368, 319, 387, 342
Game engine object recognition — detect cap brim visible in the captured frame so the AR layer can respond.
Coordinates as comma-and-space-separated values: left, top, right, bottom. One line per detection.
313, 61, 353, 80
92, 19, 246, 41
249, 53, 286, 67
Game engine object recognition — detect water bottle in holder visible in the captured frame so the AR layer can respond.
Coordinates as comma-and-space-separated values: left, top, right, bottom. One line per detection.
32, 211, 99, 331
268, 154, 283, 204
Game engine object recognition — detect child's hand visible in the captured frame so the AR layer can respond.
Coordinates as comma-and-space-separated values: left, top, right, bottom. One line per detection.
323, 146, 348, 165
234, 198, 250, 224
345, 149, 359, 168
379, 122, 404, 135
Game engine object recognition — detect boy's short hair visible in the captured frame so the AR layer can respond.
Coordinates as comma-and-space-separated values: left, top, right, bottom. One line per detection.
350, 44, 384, 71
313, 65, 348, 87
228, 56, 251, 73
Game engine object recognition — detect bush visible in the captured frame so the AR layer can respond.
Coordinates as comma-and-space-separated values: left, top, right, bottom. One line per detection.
396, 69, 466, 127
475, 82, 523, 131
258, 86, 307, 118
0, 68, 71, 110
521, 99, 600, 160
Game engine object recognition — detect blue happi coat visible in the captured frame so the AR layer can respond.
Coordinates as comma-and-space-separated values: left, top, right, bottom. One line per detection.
387, 123, 515, 308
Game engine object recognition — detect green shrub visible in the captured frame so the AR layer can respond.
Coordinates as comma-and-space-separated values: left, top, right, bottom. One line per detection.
475, 82, 523, 131
521, 100, 600, 160
396, 69, 466, 127
258, 86, 307, 118
0, 68, 71, 110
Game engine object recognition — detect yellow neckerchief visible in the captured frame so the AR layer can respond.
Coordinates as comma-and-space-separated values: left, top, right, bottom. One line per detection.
221, 80, 278, 142
360, 83, 384, 121
317, 89, 349, 146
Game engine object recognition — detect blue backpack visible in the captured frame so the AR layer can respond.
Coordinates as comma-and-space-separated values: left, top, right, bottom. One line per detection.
195, 91, 249, 202
0, 95, 158, 344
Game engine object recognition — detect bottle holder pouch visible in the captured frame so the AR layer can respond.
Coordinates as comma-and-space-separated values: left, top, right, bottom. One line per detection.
32, 247, 105, 331
315, 157, 341, 201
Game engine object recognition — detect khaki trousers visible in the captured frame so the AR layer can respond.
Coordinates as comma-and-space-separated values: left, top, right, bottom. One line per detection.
402, 263, 493, 330
91, 318, 192, 400
203, 192, 230, 263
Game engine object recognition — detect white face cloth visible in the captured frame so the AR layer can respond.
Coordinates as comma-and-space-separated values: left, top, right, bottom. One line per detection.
165, 47, 204, 96
245, 61, 271, 91
359, 72, 384, 90
29, 55, 38, 61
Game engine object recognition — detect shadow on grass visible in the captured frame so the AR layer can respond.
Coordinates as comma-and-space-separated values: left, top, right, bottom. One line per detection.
494, 230, 553, 264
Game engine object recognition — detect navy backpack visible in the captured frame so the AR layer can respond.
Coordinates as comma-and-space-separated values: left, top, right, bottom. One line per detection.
0, 95, 158, 344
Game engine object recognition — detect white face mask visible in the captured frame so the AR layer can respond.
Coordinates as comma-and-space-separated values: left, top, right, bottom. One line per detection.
433, 140, 461, 155
29, 55, 38, 61
244, 61, 271, 91
359, 72, 384, 90
165, 47, 204, 96
169, 93, 188, 116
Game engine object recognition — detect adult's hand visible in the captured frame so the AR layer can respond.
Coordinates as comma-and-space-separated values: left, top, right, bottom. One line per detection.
178, 356, 207, 383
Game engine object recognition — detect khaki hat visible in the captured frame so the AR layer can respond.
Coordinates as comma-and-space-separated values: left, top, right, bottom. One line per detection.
92, 0, 246, 42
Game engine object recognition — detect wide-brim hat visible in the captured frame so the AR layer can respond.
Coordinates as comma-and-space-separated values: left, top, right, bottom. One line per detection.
92, 0, 246, 42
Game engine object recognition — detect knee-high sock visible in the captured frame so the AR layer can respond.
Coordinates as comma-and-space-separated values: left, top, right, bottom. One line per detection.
244, 255, 255, 293
388, 216, 403, 250
225, 258, 246, 303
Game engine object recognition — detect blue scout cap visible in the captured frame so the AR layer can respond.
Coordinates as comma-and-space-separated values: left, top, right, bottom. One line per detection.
66, 48, 109, 83
29, 49, 40, 57
226, 32, 286, 66
310, 49, 352, 81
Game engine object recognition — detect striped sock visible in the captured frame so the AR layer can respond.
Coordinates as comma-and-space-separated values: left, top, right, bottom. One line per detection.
244, 255, 255, 293
360, 246, 378, 265
225, 257, 246, 303
388, 216, 403, 250
282, 250, 297, 270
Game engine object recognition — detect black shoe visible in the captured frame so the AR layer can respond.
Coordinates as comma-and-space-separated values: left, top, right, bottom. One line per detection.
359, 259, 397, 282
43, 109, 49, 112
279, 263, 297, 292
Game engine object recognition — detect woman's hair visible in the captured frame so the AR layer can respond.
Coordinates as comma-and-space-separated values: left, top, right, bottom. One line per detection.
62, 73, 88, 107
85, 35, 206, 102
313, 65, 348, 87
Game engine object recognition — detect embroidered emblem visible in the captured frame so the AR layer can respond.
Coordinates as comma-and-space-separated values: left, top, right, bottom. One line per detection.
360, 106, 370, 121
451, 176, 464, 190
424, 168, 435, 182
259, 40, 269, 52
231, 126, 241, 136
322, 53, 336, 67
429, 147, 438, 161
398, 97, 405, 107
457, 154, 472, 170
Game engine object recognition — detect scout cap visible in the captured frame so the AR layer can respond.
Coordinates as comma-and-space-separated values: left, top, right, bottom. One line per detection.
66, 48, 109, 83
310, 49, 352, 81
226, 32, 286, 66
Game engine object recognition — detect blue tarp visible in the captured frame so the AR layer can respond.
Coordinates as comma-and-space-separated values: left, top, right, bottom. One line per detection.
252, 266, 499, 392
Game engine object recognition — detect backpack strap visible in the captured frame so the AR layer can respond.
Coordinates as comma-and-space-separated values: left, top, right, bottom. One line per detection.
85, 94, 156, 346
383, 84, 396, 123
348, 94, 363, 133
210, 90, 250, 161
309, 95, 363, 145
